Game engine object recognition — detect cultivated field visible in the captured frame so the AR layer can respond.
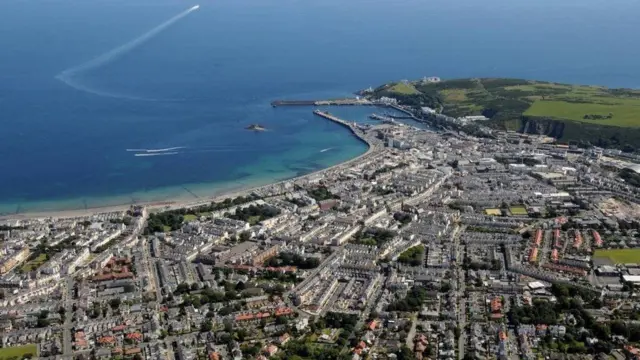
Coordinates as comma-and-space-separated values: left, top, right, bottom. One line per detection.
593, 249, 640, 264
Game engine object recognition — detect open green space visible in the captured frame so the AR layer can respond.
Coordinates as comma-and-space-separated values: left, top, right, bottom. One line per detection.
485, 208, 501, 216
21, 254, 47, 272
509, 206, 528, 215
388, 82, 419, 95
594, 248, 640, 264
183, 214, 198, 222
397, 245, 424, 266
0, 344, 37, 360
524, 99, 640, 127
370, 77, 640, 149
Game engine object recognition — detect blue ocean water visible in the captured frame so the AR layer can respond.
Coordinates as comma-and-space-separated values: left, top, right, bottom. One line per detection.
1, 0, 639, 213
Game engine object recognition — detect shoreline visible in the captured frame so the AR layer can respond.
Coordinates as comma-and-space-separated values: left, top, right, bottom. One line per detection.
1, 110, 375, 221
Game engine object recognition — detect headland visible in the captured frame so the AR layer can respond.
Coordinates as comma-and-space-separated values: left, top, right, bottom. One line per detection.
363, 77, 640, 151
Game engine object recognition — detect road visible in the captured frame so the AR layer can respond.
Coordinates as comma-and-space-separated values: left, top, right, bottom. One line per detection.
61, 277, 75, 358
451, 224, 467, 360
405, 314, 418, 348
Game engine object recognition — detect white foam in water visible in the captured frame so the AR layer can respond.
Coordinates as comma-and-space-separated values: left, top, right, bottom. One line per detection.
57, 5, 200, 99
126, 147, 185, 152
320, 147, 333, 153
144, 147, 185, 153
133, 152, 180, 157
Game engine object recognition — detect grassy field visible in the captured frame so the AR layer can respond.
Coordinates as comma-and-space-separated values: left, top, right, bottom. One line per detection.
509, 206, 528, 215
21, 254, 47, 272
593, 249, 640, 264
0, 344, 37, 360
388, 82, 419, 95
183, 214, 197, 221
441, 88, 469, 102
485, 208, 501, 216
524, 100, 640, 127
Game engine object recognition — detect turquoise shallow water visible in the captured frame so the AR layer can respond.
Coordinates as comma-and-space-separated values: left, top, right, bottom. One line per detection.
1, 0, 639, 214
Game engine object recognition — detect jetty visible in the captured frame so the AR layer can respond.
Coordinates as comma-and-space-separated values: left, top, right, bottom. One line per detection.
271, 98, 374, 107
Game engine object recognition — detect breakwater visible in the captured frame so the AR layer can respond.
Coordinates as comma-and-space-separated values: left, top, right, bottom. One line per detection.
271, 98, 374, 107
313, 110, 363, 136
313, 109, 378, 149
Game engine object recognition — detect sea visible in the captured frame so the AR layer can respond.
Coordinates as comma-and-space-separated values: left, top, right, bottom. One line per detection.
1, 0, 639, 214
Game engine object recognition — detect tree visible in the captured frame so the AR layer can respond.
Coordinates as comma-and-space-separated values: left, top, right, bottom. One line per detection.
190, 283, 200, 291
175, 283, 190, 294
36, 318, 50, 328
200, 320, 212, 332
109, 298, 121, 310
218, 306, 233, 316
610, 320, 630, 337
397, 346, 417, 360
592, 323, 611, 339
551, 283, 570, 297
239, 231, 251, 242
224, 320, 233, 333
225, 290, 237, 301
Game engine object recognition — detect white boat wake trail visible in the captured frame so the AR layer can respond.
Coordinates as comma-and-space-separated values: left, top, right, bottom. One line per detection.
56, 5, 200, 100
134, 152, 180, 157
126, 147, 186, 153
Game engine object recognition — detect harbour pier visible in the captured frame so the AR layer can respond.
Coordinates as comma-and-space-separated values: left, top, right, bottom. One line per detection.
312, 110, 380, 149
271, 98, 374, 107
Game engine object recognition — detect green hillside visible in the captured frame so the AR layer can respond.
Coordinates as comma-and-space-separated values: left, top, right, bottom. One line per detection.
370, 78, 640, 150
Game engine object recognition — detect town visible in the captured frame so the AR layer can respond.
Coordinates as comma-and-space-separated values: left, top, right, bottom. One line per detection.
2, 108, 640, 360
